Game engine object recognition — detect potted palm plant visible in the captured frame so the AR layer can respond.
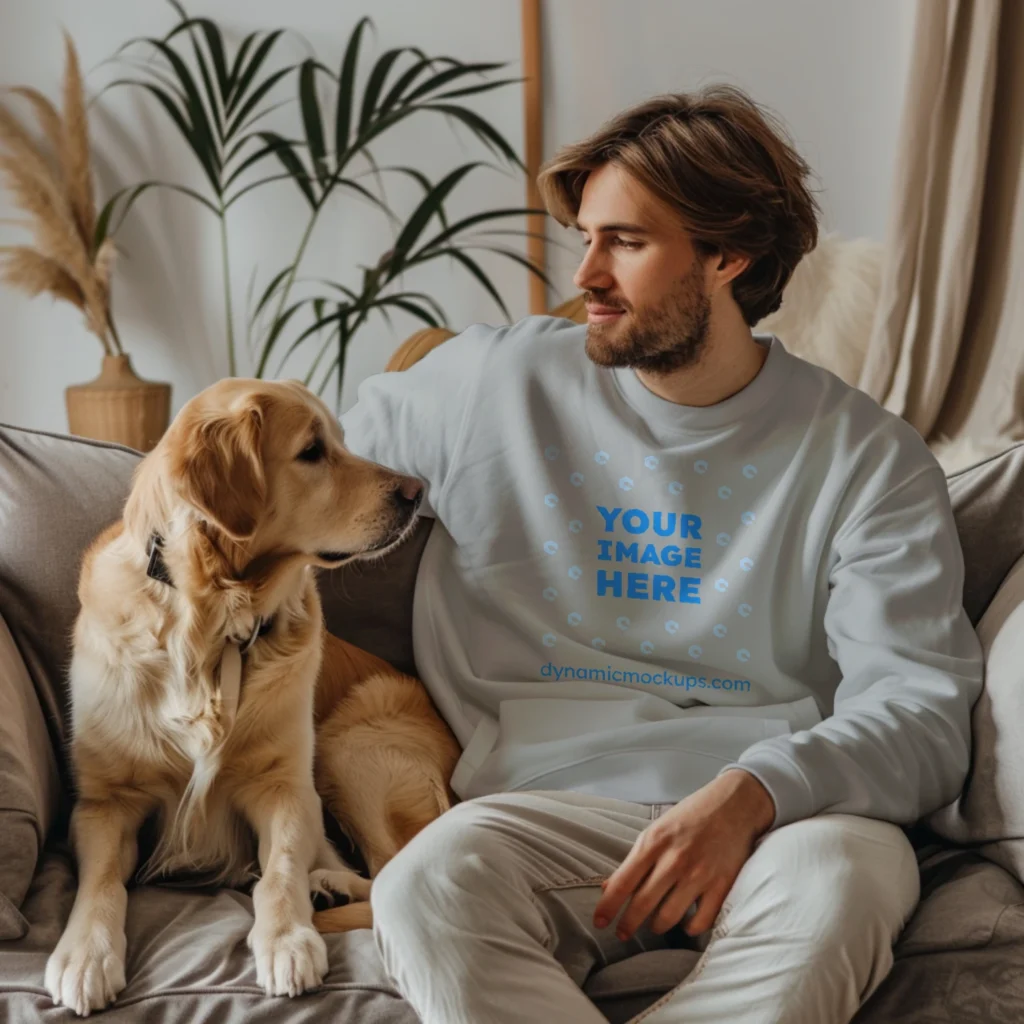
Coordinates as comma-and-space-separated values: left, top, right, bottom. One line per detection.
0, 35, 170, 452
116, 3, 548, 406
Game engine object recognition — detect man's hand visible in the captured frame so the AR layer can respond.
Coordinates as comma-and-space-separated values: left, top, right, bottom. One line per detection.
593, 770, 775, 941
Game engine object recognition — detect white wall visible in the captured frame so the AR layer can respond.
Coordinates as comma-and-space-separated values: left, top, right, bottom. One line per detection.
0, 0, 916, 434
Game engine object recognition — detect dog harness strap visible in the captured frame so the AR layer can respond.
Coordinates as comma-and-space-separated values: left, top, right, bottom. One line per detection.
218, 643, 243, 732
218, 618, 274, 731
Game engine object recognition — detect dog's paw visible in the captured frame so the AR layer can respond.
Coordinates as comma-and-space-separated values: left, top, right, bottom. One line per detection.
309, 867, 371, 912
249, 924, 328, 997
45, 927, 126, 1016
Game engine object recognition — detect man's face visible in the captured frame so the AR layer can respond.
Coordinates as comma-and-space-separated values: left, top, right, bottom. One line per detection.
573, 163, 712, 374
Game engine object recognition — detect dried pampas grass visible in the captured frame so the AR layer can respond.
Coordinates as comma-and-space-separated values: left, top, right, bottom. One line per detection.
0, 34, 120, 354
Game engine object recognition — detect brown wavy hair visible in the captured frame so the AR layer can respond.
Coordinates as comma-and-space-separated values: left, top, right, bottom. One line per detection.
537, 86, 820, 326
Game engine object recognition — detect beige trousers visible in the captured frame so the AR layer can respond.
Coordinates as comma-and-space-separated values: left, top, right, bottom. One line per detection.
371, 790, 919, 1023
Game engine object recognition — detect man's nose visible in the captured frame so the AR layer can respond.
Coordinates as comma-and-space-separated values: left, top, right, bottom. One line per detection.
573, 245, 614, 293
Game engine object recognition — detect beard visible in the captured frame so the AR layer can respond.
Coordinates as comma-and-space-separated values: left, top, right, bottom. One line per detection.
584, 261, 711, 374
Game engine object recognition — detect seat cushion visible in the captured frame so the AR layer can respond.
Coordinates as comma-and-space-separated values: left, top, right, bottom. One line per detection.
0, 846, 418, 1023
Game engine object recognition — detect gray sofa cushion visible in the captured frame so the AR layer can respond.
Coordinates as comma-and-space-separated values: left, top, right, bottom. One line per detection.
947, 441, 1024, 623
0, 846, 419, 1023
929, 551, 1024, 880
318, 518, 434, 678
0, 426, 142, 775
0, 614, 60, 941
854, 850, 1024, 1022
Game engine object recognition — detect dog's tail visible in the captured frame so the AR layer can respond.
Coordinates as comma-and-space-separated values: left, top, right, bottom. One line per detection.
313, 900, 374, 933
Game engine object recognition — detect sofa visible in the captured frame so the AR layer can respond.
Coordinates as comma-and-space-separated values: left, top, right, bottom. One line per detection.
3, 375, 1024, 1021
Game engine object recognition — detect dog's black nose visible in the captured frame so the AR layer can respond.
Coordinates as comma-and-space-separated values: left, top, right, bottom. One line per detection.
394, 477, 423, 508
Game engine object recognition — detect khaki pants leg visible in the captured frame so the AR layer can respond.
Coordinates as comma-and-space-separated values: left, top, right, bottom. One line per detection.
370, 791, 919, 1024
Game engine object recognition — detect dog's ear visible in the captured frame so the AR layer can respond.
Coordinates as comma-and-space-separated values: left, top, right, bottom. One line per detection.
173, 399, 266, 540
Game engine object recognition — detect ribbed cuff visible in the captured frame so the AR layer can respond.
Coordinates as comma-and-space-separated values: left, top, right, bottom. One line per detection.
718, 750, 817, 830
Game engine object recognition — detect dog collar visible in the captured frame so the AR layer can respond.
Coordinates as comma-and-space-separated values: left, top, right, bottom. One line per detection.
146, 533, 175, 587
145, 532, 274, 651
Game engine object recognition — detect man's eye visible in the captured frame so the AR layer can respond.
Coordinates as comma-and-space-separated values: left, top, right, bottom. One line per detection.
614, 237, 642, 249
297, 439, 325, 463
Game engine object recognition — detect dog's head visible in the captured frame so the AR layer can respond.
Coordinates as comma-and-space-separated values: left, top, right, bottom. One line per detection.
150, 377, 421, 569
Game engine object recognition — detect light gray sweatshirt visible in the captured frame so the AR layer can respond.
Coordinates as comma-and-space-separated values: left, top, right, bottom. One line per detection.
340, 316, 983, 828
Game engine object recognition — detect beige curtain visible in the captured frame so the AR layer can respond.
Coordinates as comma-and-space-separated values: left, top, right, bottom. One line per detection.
859, 0, 1024, 445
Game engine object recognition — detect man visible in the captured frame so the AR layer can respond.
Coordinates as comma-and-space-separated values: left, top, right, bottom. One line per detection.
339, 86, 983, 1023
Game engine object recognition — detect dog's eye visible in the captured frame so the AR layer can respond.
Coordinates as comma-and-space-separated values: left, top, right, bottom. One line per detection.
297, 439, 325, 463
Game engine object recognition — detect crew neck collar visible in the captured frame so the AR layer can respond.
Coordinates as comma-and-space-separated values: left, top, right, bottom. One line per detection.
611, 334, 792, 433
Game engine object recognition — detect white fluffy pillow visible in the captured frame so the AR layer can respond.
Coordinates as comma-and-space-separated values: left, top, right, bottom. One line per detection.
760, 233, 883, 387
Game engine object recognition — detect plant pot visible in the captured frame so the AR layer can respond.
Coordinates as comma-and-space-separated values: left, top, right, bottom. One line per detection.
65, 354, 171, 453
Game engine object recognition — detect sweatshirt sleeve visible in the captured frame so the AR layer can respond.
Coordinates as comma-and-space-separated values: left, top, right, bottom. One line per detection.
725, 465, 984, 829
339, 323, 496, 516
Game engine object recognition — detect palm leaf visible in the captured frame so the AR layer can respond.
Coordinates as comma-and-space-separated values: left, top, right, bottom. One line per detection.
273, 303, 347, 370
416, 207, 544, 257
250, 263, 295, 323
390, 162, 480, 264
376, 53, 449, 116
404, 61, 504, 103
255, 296, 308, 376
424, 103, 522, 168
165, 5, 231, 100
223, 172, 298, 210
140, 37, 222, 183
298, 60, 328, 187
335, 17, 370, 157
223, 129, 299, 189
226, 30, 285, 116
122, 76, 221, 195
433, 77, 524, 101
459, 242, 554, 289
257, 132, 316, 207
429, 246, 511, 320
95, 181, 218, 254
304, 320, 342, 387
165, 11, 223, 143
357, 47, 406, 134
374, 295, 442, 328
224, 64, 294, 140
225, 32, 258, 103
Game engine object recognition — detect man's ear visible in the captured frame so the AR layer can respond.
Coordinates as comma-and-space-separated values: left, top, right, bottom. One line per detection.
713, 251, 752, 288
172, 399, 266, 540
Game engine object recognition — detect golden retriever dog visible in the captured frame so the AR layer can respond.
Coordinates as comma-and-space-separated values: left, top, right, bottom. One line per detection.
45, 378, 458, 1016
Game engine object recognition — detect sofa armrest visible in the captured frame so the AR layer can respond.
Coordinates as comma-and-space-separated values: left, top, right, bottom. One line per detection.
386, 296, 588, 372
0, 612, 61, 939
385, 328, 456, 372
